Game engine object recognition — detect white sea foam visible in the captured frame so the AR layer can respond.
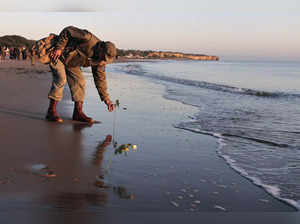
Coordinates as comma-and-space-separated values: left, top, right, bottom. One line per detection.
217, 143, 300, 211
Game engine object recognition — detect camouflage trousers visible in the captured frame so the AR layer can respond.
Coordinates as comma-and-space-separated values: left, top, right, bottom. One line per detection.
48, 59, 85, 102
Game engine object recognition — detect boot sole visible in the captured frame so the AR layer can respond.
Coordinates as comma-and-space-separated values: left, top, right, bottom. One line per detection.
45, 116, 63, 123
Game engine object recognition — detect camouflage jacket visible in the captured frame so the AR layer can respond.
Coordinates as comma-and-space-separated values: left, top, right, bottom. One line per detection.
56, 26, 110, 102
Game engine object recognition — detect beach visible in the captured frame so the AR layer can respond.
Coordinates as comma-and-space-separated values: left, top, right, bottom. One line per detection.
0, 60, 298, 222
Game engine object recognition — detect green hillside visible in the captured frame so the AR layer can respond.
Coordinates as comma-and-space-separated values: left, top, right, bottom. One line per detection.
0, 35, 35, 48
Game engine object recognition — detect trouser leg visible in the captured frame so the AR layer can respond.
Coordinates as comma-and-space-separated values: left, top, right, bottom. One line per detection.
65, 67, 93, 123
48, 60, 67, 101
66, 66, 86, 102
31, 55, 36, 65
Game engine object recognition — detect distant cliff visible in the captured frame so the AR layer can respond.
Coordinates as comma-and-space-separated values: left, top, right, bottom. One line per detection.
117, 49, 219, 61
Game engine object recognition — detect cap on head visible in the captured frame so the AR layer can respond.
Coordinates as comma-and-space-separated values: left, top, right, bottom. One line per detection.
103, 41, 117, 64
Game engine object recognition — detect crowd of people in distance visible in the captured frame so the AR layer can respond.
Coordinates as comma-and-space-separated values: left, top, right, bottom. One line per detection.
0, 46, 33, 61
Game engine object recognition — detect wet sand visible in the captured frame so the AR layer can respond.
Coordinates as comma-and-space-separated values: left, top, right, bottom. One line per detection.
0, 60, 298, 223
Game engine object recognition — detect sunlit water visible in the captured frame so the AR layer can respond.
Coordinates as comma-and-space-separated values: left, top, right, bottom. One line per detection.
107, 60, 300, 210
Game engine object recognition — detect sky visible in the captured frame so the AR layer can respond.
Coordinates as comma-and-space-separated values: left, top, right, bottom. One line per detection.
0, 0, 299, 61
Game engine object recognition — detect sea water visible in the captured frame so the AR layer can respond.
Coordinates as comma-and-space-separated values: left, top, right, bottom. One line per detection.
106, 60, 300, 210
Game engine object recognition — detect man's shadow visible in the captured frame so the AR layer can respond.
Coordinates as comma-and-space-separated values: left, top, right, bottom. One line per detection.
0, 104, 77, 122
0, 106, 45, 121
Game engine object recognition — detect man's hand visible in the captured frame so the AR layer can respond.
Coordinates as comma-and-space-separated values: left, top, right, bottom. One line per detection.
104, 99, 114, 112
49, 49, 62, 63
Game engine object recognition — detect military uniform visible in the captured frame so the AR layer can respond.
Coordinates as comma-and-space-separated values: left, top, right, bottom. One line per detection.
43, 26, 117, 123
49, 26, 113, 103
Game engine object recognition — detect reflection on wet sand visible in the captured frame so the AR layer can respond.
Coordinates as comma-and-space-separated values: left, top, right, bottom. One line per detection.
40, 122, 134, 211
46, 192, 107, 211
113, 186, 135, 200
72, 122, 94, 132
93, 135, 134, 200
93, 135, 112, 167
93, 134, 112, 190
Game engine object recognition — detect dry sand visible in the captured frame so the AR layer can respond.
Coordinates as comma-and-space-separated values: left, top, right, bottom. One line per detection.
0, 60, 298, 223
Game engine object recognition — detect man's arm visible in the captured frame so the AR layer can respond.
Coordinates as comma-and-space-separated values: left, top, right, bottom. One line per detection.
56, 26, 92, 51
50, 26, 93, 64
91, 65, 114, 112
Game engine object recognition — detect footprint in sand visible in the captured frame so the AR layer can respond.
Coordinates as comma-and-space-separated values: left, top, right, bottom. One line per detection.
30, 164, 56, 178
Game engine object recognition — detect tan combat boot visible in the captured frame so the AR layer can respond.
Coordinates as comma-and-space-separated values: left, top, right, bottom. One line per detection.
72, 101, 94, 123
45, 99, 63, 123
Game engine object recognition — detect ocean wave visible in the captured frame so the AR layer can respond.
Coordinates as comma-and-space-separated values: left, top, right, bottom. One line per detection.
222, 133, 290, 148
174, 123, 293, 149
118, 64, 300, 99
